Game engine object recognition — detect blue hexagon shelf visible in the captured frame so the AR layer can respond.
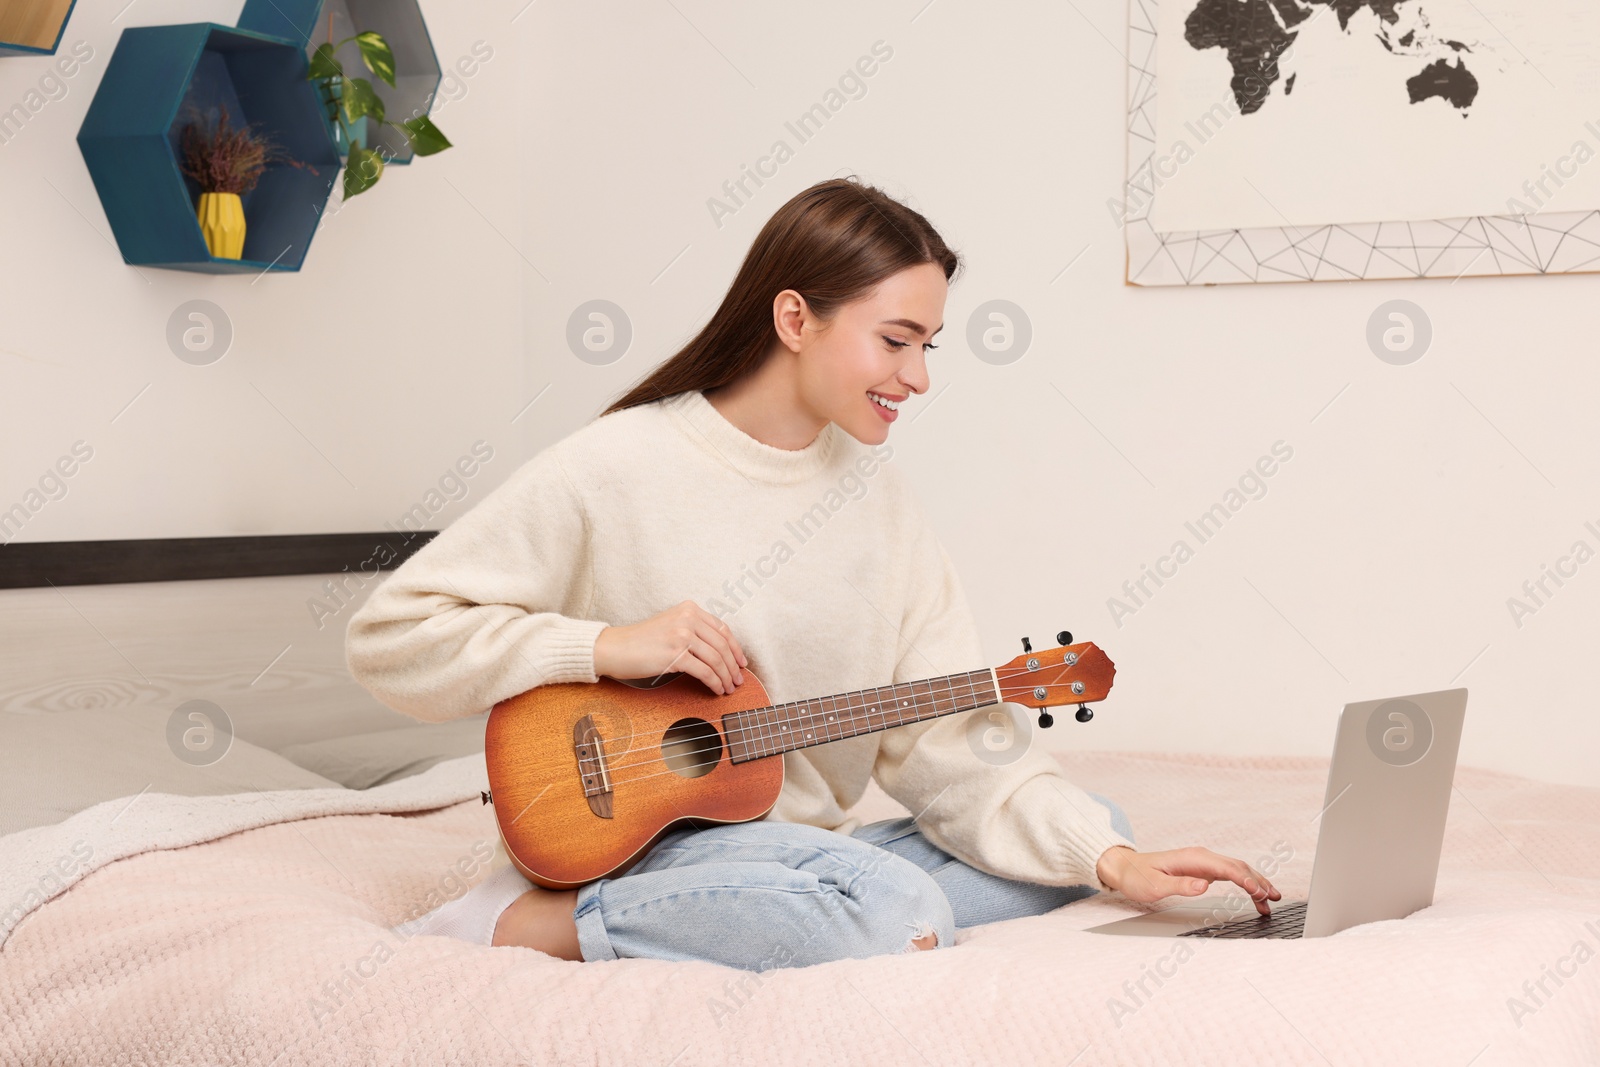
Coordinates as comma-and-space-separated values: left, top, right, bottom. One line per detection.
237, 0, 441, 165
76, 24, 341, 274
0, 0, 79, 57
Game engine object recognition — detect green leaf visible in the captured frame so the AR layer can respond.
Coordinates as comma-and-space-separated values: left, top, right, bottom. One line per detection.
355, 31, 396, 87
308, 43, 343, 80
344, 144, 384, 198
398, 114, 452, 156
340, 77, 386, 125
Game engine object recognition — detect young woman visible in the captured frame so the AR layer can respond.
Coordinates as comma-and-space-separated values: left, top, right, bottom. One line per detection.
346, 177, 1279, 970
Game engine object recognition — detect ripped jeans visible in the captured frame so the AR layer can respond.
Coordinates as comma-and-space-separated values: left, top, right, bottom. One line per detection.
570, 793, 1134, 971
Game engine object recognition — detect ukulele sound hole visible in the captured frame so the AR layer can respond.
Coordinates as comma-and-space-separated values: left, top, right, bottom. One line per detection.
661, 717, 722, 779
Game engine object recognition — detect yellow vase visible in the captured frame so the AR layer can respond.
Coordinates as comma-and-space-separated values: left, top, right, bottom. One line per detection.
197, 191, 246, 260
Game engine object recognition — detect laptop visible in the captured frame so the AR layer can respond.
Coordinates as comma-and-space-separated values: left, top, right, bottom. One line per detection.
1086, 687, 1467, 940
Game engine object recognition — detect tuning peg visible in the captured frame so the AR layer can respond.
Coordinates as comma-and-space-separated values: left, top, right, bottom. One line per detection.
1037, 707, 1054, 728
1020, 636, 1032, 653
1057, 631, 1073, 646
1075, 704, 1093, 723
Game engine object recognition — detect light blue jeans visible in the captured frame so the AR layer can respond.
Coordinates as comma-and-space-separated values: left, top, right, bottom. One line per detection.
571, 793, 1134, 971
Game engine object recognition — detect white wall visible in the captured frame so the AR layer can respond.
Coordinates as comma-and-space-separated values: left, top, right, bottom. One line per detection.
3, 0, 1596, 787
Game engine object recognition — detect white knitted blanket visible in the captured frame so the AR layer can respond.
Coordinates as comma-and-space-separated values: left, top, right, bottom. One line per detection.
0, 754, 489, 948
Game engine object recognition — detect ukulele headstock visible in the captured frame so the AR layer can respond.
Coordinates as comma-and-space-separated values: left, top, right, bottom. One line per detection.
994, 635, 1116, 710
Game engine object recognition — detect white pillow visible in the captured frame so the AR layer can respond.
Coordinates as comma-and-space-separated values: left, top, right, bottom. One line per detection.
277, 715, 487, 789
0, 706, 343, 838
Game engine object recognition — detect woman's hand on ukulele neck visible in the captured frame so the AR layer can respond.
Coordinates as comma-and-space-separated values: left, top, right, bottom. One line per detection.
1095, 845, 1282, 915
594, 601, 750, 695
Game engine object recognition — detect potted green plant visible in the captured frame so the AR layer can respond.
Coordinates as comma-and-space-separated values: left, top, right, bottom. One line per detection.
177, 103, 311, 260
307, 20, 452, 199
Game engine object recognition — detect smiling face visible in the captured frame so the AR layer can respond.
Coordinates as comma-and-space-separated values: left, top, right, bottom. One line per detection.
784, 261, 947, 446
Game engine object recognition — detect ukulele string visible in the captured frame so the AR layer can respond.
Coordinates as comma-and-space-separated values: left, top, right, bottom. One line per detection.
570, 675, 992, 752
564, 664, 1086, 753
593, 673, 1096, 765
591, 674, 996, 761
553, 689, 1101, 798
595, 694, 960, 783
595, 678, 1097, 788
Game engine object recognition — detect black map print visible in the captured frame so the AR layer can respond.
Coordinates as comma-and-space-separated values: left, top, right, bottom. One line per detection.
1184, 0, 1478, 116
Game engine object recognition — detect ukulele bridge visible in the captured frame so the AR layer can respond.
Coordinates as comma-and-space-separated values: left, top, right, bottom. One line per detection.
573, 714, 615, 818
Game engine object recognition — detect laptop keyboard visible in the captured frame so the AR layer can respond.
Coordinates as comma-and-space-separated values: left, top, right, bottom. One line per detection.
1176, 899, 1308, 939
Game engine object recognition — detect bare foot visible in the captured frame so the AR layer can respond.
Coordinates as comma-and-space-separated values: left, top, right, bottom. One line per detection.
491, 887, 583, 959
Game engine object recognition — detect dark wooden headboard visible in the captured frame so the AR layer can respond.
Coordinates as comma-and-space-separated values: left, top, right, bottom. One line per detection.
0, 531, 437, 589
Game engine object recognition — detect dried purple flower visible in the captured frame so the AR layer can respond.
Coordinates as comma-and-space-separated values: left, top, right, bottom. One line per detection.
178, 103, 312, 195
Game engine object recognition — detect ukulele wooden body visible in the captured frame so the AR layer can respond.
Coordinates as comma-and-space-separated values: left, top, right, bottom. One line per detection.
485, 671, 784, 889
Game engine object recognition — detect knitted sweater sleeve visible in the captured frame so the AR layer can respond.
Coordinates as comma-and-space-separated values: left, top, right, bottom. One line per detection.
344, 448, 611, 723
870, 502, 1135, 889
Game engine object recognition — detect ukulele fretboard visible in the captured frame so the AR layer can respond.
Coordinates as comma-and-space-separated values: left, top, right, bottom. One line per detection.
721, 669, 999, 762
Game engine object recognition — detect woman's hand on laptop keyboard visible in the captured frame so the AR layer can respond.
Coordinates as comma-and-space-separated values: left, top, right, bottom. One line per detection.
1095, 845, 1282, 915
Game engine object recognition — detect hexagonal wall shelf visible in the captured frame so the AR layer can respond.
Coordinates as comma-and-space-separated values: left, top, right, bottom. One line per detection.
237, 0, 441, 165
76, 23, 341, 274
0, 0, 78, 57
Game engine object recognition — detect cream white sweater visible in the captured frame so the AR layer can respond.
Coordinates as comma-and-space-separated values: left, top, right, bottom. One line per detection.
344, 389, 1133, 888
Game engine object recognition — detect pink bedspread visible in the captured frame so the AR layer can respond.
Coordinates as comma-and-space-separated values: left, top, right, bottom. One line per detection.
4, 752, 1598, 1065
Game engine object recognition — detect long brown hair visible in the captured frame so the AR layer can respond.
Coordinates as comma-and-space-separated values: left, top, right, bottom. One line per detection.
600, 177, 961, 417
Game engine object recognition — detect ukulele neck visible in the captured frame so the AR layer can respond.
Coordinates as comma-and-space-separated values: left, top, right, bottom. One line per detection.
722, 669, 999, 763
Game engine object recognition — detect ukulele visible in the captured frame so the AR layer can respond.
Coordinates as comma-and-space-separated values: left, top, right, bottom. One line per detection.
483, 632, 1114, 888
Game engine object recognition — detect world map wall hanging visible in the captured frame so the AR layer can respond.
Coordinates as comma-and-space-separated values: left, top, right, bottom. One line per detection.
1122, 0, 1600, 284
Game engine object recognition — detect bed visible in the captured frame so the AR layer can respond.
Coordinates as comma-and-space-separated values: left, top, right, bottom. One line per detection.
3, 571, 1598, 1065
